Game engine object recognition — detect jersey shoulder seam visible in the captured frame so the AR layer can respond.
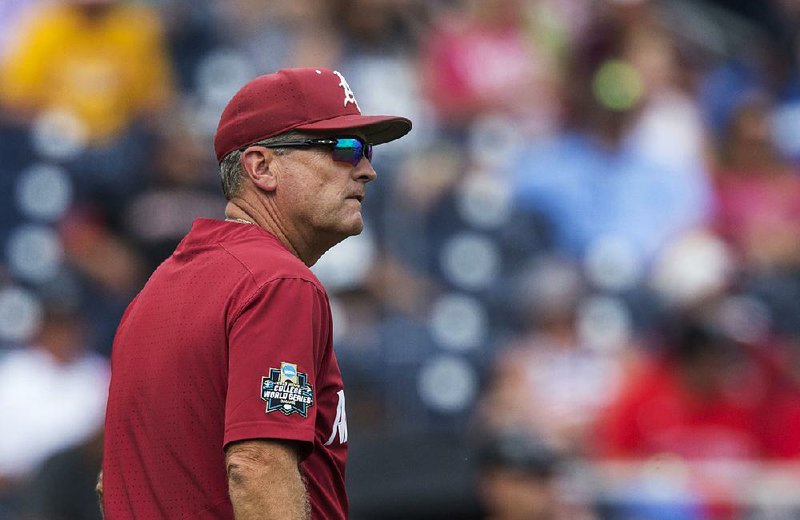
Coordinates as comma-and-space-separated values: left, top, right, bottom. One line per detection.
215, 241, 326, 324
216, 240, 322, 287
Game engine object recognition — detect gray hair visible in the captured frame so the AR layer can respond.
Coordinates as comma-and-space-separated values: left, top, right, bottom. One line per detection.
218, 130, 309, 200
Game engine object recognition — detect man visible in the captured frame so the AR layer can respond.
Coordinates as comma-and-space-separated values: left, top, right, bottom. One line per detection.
101, 68, 411, 519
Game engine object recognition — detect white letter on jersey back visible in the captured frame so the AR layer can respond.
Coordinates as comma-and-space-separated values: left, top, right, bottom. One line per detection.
324, 390, 348, 446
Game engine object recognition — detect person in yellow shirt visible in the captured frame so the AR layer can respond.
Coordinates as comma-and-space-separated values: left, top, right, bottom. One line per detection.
0, 0, 175, 145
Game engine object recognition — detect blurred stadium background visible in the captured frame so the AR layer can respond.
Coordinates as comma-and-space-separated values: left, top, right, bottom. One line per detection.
2, 0, 800, 518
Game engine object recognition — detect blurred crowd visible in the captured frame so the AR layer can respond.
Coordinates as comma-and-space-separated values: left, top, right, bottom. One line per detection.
2, 0, 800, 518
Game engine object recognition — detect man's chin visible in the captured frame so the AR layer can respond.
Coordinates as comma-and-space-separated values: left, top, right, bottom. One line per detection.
325, 221, 364, 244
346, 221, 364, 237
344, 214, 365, 236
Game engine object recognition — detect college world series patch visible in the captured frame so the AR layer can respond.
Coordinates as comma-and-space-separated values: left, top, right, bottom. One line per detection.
261, 362, 314, 417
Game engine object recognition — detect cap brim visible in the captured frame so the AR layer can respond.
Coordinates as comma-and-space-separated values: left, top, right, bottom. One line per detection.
296, 115, 411, 145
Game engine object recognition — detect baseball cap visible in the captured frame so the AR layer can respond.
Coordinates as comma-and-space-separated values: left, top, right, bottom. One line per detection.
214, 68, 412, 162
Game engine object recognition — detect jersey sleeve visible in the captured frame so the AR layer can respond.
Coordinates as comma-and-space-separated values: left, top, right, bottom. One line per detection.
223, 277, 330, 452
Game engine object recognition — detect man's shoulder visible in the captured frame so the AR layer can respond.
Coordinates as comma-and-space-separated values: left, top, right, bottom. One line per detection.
168, 219, 325, 293
218, 230, 323, 291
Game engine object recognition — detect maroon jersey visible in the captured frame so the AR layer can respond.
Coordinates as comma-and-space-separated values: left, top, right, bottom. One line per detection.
103, 219, 348, 519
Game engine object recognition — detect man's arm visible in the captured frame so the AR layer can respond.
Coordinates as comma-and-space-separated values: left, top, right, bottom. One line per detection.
225, 439, 310, 520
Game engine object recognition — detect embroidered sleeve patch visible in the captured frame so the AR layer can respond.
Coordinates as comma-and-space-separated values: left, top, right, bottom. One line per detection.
261, 362, 314, 417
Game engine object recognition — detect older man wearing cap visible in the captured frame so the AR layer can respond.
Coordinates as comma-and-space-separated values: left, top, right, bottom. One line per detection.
101, 68, 411, 519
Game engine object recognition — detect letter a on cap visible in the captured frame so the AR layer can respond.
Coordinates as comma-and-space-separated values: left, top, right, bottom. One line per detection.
333, 71, 360, 112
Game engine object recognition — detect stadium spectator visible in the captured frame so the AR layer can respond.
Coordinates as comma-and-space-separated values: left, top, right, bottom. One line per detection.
595, 316, 770, 518
214, 0, 340, 73
0, 0, 174, 145
23, 428, 104, 520
511, 11, 711, 271
420, 0, 562, 136
477, 257, 632, 456
58, 207, 147, 355
709, 92, 800, 337
712, 94, 800, 270
597, 318, 767, 458
474, 428, 596, 520
0, 305, 108, 516
121, 125, 224, 271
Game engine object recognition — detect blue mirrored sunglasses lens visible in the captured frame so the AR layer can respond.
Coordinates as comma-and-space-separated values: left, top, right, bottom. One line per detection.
331, 138, 371, 165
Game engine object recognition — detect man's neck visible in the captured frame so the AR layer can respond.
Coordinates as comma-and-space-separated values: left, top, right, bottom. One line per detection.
224, 199, 325, 266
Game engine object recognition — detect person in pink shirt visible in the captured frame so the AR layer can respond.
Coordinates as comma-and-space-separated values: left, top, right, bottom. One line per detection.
712, 95, 800, 270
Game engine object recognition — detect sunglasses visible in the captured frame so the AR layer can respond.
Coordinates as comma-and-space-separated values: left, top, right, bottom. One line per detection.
243, 136, 373, 167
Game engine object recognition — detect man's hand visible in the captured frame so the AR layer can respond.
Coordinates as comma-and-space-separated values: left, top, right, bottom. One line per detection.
96, 470, 104, 518
225, 439, 309, 519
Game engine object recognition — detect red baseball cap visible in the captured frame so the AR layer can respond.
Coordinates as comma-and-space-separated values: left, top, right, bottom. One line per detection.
213, 68, 412, 162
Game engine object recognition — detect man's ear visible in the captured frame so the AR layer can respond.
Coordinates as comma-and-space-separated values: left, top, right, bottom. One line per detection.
241, 147, 278, 193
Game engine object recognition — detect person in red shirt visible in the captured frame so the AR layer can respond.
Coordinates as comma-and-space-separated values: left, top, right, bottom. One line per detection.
101, 68, 411, 519
597, 319, 765, 461
595, 317, 768, 518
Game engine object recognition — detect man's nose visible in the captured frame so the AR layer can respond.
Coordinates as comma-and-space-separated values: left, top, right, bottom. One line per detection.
356, 158, 377, 183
